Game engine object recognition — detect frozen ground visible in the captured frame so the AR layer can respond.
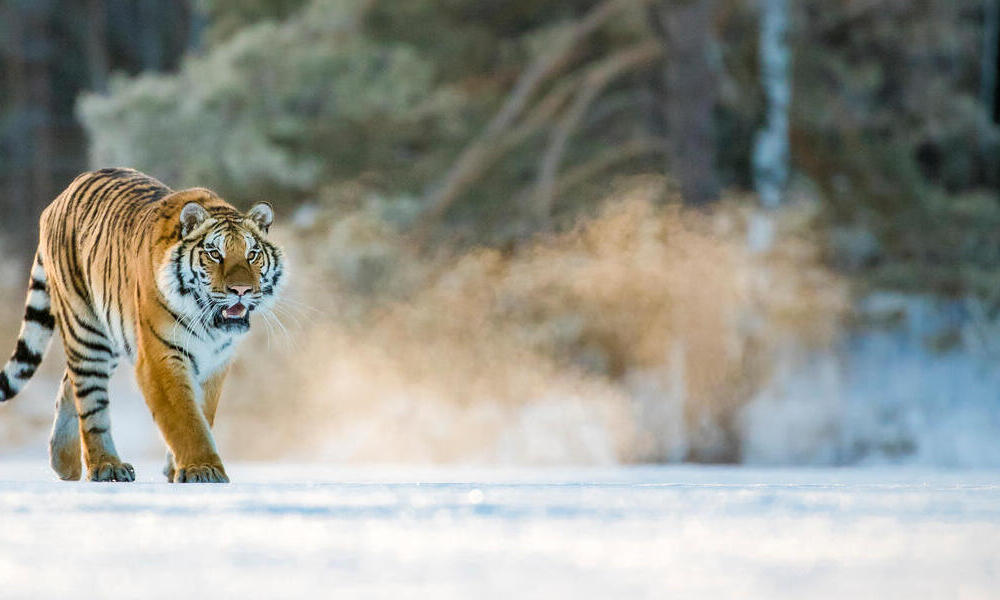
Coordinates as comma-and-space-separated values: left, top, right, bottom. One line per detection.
0, 463, 997, 599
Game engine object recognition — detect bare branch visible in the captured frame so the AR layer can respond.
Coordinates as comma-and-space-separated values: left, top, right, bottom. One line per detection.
416, 0, 650, 235
531, 40, 662, 227
549, 136, 666, 200
410, 77, 580, 247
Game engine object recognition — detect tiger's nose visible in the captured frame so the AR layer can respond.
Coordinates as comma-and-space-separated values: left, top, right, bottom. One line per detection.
228, 284, 252, 297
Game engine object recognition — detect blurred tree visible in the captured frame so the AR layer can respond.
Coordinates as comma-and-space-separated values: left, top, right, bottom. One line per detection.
80, 0, 443, 207
985, 0, 1000, 118
982, 0, 999, 186
0, 0, 55, 252
66, 0, 1000, 299
201, 0, 310, 44
982, 0, 999, 122
651, 0, 720, 206
0, 0, 195, 257
83, 0, 110, 92
753, 0, 790, 209
415, 0, 655, 236
81, 0, 665, 243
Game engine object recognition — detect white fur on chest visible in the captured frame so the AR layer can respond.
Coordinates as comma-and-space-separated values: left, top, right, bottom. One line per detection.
190, 334, 242, 382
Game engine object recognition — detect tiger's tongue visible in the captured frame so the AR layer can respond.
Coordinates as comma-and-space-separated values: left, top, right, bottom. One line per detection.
224, 303, 247, 318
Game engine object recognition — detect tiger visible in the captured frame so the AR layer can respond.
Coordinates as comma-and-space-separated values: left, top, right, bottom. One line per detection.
0, 167, 285, 482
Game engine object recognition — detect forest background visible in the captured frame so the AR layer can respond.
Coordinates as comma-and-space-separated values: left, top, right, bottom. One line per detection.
1, 0, 998, 466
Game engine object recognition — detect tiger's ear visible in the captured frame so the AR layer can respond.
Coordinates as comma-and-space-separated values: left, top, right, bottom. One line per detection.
180, 202, 210, 237
247, 202, 274, 234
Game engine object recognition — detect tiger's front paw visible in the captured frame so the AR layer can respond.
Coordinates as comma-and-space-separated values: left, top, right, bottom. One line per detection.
173, 463, 228, 483
87, 460, 135, 482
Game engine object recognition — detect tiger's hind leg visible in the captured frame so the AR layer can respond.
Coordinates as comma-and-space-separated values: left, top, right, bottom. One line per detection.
68, 355, 134, 482
48, 372, 81, 481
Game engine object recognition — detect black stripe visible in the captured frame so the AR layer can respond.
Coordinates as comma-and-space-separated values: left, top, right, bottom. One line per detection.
142, 186, 169, 205
147, 322, 200, 376
187, 243, 200, 282
100, 235, 114, 327
270, 263, 283, 290
0, 372, 13, 400
106, 179, 153, 206
76, 318, 106, 340
174, 245, 189, 296
85, 426, 108, 435
65, 255, 91, 306
70, 176, 121, 300
78, 400, 108, 420
28, 278, 47, 291
63, 344, 94, 366
115, 261, 130, 356
13, 339, 42, 365
67, 365, 108, 380
156, 296, 203, 341
65, 173, 106, 220
24, 306, 55, 329
83, 178, 135, 252
93, 167, 130, 176
76, 336, 113, 356
61, 317, 113, 358
54, 300, 110, 352
76, 384, 105, 398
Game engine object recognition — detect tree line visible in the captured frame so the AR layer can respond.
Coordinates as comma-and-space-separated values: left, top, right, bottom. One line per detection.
2, 0, 999, 299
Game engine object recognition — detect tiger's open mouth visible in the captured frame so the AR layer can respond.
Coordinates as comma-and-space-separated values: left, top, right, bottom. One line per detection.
223, 303, 248, 319
213, 302, 251, 331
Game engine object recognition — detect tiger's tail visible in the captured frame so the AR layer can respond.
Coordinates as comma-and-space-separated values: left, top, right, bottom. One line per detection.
0, 251, 56, 402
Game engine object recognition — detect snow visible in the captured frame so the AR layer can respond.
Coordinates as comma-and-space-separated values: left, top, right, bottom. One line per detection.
0, 463, 997, 599
741, 294, 1000, 467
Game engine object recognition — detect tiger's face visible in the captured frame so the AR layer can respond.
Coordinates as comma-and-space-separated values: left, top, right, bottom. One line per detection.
159, 200, 285, 334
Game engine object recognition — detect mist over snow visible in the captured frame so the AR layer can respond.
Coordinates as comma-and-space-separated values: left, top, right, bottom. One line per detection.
3, 294, 1000, 469
2, 197, 1000, 468
742, 294, 1000, 467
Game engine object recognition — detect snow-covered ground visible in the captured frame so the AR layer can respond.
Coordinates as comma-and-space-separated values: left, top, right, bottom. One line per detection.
0, 463, 997, 599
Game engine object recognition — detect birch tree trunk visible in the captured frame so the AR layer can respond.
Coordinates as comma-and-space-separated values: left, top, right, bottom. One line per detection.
753, 0, 791, 209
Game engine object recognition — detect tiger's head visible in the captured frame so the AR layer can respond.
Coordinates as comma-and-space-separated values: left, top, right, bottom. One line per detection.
158, 191, 286, 334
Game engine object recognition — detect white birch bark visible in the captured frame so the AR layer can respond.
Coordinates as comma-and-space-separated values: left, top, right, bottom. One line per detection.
753, 0, 791, 210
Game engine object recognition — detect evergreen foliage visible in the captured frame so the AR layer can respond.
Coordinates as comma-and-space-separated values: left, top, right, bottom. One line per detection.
70, 0, 1000, 297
